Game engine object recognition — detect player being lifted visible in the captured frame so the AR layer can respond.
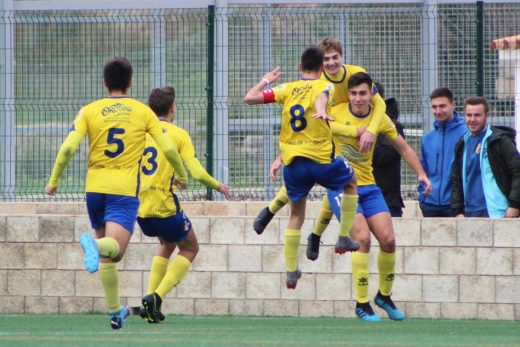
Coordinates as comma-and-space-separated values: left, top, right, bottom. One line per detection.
44, 58, 188, 330
313, 72, 431, 321
253, 37, 388, 240
244, 46, 360, 289
138, 86, 231, 323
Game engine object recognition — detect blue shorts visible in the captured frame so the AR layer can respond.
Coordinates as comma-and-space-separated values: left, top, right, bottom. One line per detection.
327, 184, 389, 220
86, 193, 140, 232
283, 157, 354, 202
137, 211, 192, 243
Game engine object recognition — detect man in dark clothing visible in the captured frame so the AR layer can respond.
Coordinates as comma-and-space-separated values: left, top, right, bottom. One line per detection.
373, 84, 405, 217
451, 96, 520, 218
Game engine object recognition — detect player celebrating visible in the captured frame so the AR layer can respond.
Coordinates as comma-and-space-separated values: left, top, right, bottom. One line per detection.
138, 86, 230, 323
243, 46, 360, 289
44, 58, 188, 330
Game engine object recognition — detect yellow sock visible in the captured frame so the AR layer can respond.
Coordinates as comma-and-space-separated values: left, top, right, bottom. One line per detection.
313, 197, 333, 237
155, 255, 191, 300
268, 186, 289, 214
96, 237, 120, 259
339, 194, 358, 237
98, 262, 120, 312
352, 252, 370, 303
284, 229, 301, 272
377, 250, 396, 296
147, 256, 169, 294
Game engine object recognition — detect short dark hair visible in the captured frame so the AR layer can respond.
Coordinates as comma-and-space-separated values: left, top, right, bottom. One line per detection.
430, 87, 453, 102
300, 46, 324, 72
148, 88, 174, 117
348, 72, 373, 90
374, 82, 384, 98
103, 57, 133, 92
162, 85, 176, 102
464, 96, 489, 113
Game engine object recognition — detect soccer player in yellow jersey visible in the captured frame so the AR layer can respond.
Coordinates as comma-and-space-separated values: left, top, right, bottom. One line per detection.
244, 46, 360, 289
321, 72, 431, 321
44, 58, 188, 330
137, 86, 230, 323
253, 37, 387, 234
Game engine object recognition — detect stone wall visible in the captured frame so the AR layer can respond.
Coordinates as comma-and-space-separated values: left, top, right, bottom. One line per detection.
0, 202, 519, 320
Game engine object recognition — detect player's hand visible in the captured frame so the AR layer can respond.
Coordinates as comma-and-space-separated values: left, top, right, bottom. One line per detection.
269, 156, 283, 182
455, 214, 464, 218
173, 178, 187, 190
263, 67, 282, 84
311, 112, 335, 121
358, 131, 375, 153
418, 175, 432, 196
44, 185, 57, 196
217, 184, 231, 199
506, 207, 520, 218
356, 127, 366, 138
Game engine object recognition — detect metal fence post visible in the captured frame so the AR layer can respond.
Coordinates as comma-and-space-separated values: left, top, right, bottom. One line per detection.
206, 5, 215, 200
422, 0, 438, 132
476, 0, 484, 97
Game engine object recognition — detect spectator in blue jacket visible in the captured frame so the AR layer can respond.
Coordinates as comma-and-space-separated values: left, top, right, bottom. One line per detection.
418, 88, 467, 217
451, 96, 520, 218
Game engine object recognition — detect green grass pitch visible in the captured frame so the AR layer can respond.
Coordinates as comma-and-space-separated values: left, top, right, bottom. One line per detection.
0, 314, 519, 346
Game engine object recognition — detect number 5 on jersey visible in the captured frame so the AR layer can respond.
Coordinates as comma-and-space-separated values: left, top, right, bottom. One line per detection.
104, 128, 125, 158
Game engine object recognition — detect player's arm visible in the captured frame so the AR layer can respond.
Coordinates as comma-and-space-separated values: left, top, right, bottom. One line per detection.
358, 90, 386, 153
311, 92, 334, 121
45, 130, 84, 195
389, 135, 432, 196
184, 157, 231, 199
153, 133, 188, 187
243, 67, 282, 105
269, 154, 282, 182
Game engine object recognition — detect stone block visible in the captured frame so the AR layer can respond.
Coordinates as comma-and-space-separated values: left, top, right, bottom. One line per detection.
403, 247, 439, 274
0, 243, 24, 269
302, 247, 333, 273
516, 304, 520, 320
0, 216, 6, 242
278, 219, 314, 244
391, 275, 422, 301
0, 296, 24, 313
441, 303, 477, 319
0, 270, 6, 295
264, 300, 298, 316
515, 249, 520, 276
423, 275, 458, 302
333, 301, 357, 318
261, 245, 285, 272
74, 217, 92, 241
75, 271, 103, 297
496, 277, 520, 303
405, 302, 441, 318
421, 219, 457, 246
42, 270, 75, 297
57, 243, 84, 270
123, 244, 156, 271
316, 274, 351, 300
393, 219, 421, 246
162, 298, 195, 315
205, 202, 245, 216
8, 269, 40, 296
440, 248, 476, 274
212, 272, 246, 299
246, 273, 281, 299
0, 202, 37, 214
244, 218, 280, 245
118, 271, 142, 297
402, 201, 420, 218
93, 297, 109, 313
281, 273, 316, 300
26, 296, 59, 314
319, 220, 338, 246
228, 245, 262, 272
6, 216, 40, 242
59, 297, 93, 313
246, 201, 271, 217
494, 220, 520, 247
192, 245, 227, 271
476, 248, 513, 275
176, 271, 211, 298
460, 276, 495, 303
190, 217, 210, 244
332, 251, 353, 274
194, 299, 229, 315
25, 244, 58, 269
299, 300, 334, 317
478, 303, 515, 320
229, 299, 264, 316
36, 203, 84, 215
40, 216, 75, 242
210, 218, 245, 244
457, 219, 493, 246
182, 202, 204, 216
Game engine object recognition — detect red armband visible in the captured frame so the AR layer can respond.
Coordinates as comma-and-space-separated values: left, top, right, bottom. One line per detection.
262, 89, 275, 103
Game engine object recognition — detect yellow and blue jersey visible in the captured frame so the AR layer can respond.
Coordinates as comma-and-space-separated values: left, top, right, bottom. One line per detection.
138, 121, 194, 218
71, 97, 164, 196
331, 103, 398, 185
272, 79, 335, 166
321, 64, 366, 106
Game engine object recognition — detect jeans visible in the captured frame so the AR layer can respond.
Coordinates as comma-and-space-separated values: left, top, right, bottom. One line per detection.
420, 202, 453, 217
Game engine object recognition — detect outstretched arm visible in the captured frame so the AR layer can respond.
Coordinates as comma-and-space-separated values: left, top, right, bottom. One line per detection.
243, 67, 282, 105
154, 133, 188, 189
185, 157, 231, 199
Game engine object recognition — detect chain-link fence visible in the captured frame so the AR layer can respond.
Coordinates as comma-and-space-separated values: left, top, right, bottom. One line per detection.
1, 1, 520, 201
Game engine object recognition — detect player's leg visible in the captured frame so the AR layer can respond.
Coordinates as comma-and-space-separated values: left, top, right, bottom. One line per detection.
306, 196, 334, 260
254, 186, 289, 234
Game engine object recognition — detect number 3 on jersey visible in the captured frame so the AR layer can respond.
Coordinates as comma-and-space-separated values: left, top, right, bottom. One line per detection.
289, 104, 307, 132
142, 147, 158, 175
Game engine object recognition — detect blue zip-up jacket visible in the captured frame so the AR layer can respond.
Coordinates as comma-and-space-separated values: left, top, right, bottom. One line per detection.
418, 111, 467, 205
